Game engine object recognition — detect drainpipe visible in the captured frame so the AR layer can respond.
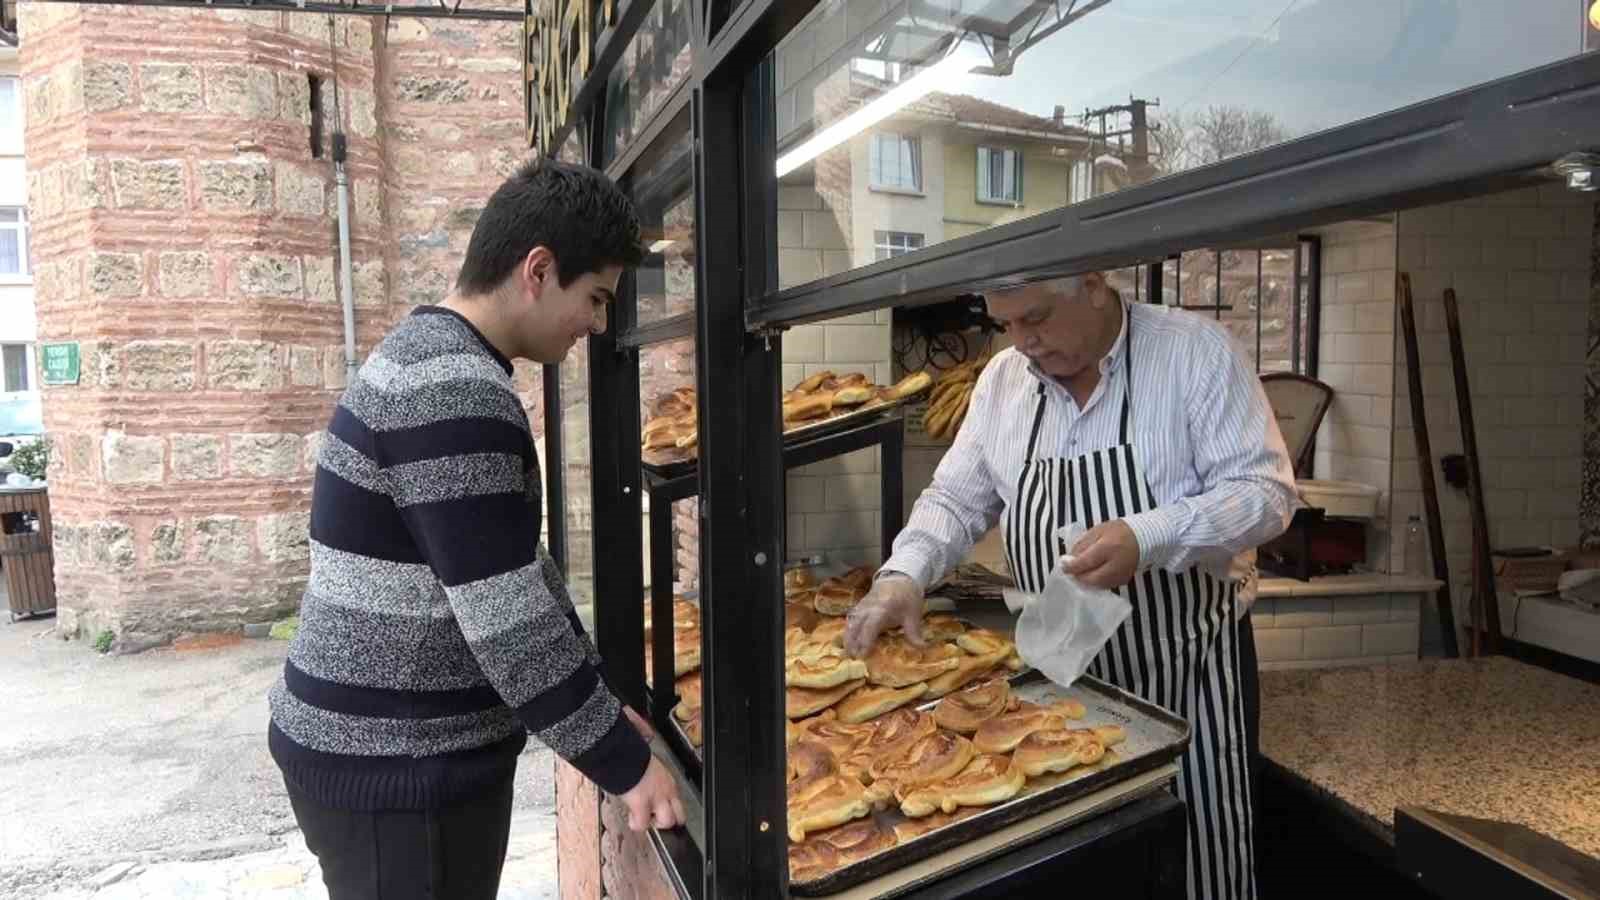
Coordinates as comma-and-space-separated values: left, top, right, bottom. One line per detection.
333, 131, 358, 384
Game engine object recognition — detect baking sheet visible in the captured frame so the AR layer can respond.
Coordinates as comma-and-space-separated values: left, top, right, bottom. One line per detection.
666, 669, 1191, 897
641, 390, 926, 479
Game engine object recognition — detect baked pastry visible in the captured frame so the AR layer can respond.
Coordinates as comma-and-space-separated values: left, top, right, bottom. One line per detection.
834, 682, 928, 724
933, 680, 1013, 734
892, 806, 981, 842
680, 712, 702, 748
673, 672, 702, 721
1013, 729, 1106, 778
1004, 648, 1026, 672
787, 678, 866, 719
787, 653, 870, 689
786, 627, 838, 663
789, 715, 878, 780
783, 392, 834, 422
786, 772, 872, 842
809, 617, 848, 648
787, 818, 898, 882
865, 636, 965, 688
918, 614, 968, 643
786, 567, 817, 597
788, 739, 839, 783
955, 628, 1014, 658
795, 371, 834, 394
653, 387, 697, 418
867, 731, 976, 802
788, 839, 841, 883
673, 626, 702, 677
832, 384, 874, 406
785, 600, 822, 633
972, 703, 1073, 755
899, 753, 1025, 818
883, 370, 934, 401
813, 576, 870, 616
843, 709, 936, 781
923, 645, 1012, 699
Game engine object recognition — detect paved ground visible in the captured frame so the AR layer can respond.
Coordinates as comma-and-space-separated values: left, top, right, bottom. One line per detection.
0, 616, 558, 899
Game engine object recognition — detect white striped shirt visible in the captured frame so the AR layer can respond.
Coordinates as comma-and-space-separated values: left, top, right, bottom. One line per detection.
885, 301, 1298, 594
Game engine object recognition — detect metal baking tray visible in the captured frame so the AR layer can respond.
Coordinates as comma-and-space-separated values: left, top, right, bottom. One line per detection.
667, 669, 1191, 897
641, 391, 925, 479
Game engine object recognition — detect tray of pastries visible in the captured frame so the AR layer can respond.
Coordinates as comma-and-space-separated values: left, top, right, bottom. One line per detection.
665, 566, 1192, 896
640, 370, 934, 476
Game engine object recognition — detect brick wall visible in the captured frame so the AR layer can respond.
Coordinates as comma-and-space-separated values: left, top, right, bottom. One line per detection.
1308, 219, 1399, 570
1391, 188, 1592, 646
1253, 592, 1423, 669
22, 4, 534, 645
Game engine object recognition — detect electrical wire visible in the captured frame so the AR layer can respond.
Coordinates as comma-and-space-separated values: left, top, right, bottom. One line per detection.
1172, 0, 1302, 118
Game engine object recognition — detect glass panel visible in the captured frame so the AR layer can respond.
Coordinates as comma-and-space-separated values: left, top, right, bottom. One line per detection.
2, 345, 26, 392
1178, 249, 1216, 310
557, 120, 586, 164
1259, 248, 1297, 372
1217, 249, 1259, 355
602, 0, 694, 167
638, 336, 699, 603
559, 345, 595, 612
631, 123, 696, 326
772, 0, 1587, 290
0, 225, 20, 276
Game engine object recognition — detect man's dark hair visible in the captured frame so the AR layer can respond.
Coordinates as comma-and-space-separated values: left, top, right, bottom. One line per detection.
455, 159, 644, 295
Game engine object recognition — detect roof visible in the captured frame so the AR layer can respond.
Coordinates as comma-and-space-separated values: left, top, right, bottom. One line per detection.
912, 92, 1094, 140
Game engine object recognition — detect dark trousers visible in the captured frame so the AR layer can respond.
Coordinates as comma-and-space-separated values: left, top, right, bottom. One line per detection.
1238, 610, 1262, 803
286, 777, 515, 900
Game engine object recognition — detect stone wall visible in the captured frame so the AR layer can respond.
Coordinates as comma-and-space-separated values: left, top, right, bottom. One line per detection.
20, 3, 536, 646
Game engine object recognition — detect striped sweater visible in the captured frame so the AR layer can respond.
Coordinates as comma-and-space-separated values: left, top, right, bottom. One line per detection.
268, 306, 648, 810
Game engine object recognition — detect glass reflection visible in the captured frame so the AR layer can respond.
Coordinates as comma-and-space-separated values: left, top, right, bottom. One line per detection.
773, 0, 1587, 289
631, 125, 696, 325
604, 0, 694, 167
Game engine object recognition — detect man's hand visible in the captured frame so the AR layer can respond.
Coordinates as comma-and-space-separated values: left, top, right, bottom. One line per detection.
624, 706, 657, 741
1062, 520, 1141, 590
844, 573, 924, 659
620, 755, 686, 832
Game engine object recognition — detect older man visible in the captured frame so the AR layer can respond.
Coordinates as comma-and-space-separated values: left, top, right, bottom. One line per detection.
845, 272, 1297, 900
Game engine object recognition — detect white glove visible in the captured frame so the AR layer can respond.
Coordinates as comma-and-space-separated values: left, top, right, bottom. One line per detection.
843, 573, 924, 659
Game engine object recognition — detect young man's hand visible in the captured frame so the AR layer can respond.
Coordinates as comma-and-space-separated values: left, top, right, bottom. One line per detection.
624, 706, 657, 741
620, 755, 686, 832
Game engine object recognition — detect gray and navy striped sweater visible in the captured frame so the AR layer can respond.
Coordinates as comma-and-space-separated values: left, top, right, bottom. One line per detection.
268, 306, 648, 810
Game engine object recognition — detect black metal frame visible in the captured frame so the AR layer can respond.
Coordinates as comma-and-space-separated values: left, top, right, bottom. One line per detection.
536, 2, 1600, 896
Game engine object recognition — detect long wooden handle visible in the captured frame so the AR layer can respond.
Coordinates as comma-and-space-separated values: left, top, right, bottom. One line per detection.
1397, 274, 1458, 658
1443, 288, 1503, 655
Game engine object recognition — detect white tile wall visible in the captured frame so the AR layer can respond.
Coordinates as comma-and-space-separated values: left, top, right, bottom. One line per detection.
1255, 593, 1424, 670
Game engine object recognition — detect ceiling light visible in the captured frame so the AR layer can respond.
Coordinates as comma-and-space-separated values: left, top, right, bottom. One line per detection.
1590, 0, 1599, 30
649, 239, 676, 253
776, 42, 985, 178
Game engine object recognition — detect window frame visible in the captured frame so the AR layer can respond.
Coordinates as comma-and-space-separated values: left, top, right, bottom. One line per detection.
976, 145, 1023, 206
1, 343, 29, 394
869, 131, 923, 194
0, 207, 29, 281
872, 229, 925, 261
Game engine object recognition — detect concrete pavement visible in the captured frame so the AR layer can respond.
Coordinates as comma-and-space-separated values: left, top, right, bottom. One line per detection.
0, 616, 559, 899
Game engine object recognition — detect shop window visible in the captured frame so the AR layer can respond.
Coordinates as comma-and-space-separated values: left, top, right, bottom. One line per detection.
1162, 242, 1318, 376
870, 133, 922, 192
1, 344, 26, 393
0, 208, 27, 278
771, 0, 1585, 295
976, 146, 1022, 205
873, 230, 924, 261
631, 120, 695, 326
602, 0, 693, 167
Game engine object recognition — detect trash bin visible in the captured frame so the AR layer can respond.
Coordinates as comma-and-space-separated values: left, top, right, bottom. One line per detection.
0, 487, 55, 621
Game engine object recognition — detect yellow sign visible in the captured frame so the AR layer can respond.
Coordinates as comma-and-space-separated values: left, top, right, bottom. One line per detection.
526, 0, 617, 155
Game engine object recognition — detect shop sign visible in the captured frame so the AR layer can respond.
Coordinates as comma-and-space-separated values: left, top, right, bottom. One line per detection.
527, 0, 617, 155
40, 342, 79, 386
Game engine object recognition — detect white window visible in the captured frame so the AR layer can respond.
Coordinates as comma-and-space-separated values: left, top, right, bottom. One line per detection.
2, 344, 28, 393
0, 77, 19, 154
873, 230, 924, 261
870, 132, 922, 192
976, 146, 1022, 204
0, 208, 27, 277
1069, 159, 1095, 204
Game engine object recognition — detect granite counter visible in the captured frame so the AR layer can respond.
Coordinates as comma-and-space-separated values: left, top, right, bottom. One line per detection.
1260, 657, 1600, 860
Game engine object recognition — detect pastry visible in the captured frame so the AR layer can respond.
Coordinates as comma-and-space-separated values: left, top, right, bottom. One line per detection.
892, 806, 981, 842
795, 371, 834, 394
883, 370, 934, 401
955, 628, 1014, 658
899, 753, 1025, 818
971, 703, 1072, 755
933, 680, 1012, 734
843, 709, 936, 781
923, 646, 1012, 698
867, 731, 976, 801
813, 582, 866, 617
787, 653, 870, 689
783, 393, 833, 422
831, 384, 874, 406
834, 682, 928, 724
1004, 648, 1026, 671
1013, 729, 1106, 778
789, 715, 879, 779
673, 626, 702, 677
681, 712, 702, 748
787, 678, 866, 719
673, 672, 702, 721
812, 818, 897, 864
865, 636, 964, 688
786, 627, 837, 663
918, 614, 968, 643
786, 772, 871, 842
787, 739, 839, 783
785, 600, 822, 633
787, 838, 841, 883
809, 617, 848, 648
828, 372, 870, 390
785, 567, 816, 597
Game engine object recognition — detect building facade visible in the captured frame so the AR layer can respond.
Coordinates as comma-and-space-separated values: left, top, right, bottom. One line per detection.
18, 2, 539, 647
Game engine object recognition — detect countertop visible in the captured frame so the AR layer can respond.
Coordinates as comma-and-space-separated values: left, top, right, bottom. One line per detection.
1256, 573, 1442, 598
1260, 657, 1600, 858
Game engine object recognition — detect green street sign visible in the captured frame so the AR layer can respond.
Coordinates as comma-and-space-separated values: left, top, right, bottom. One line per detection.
41, 342, 80, 386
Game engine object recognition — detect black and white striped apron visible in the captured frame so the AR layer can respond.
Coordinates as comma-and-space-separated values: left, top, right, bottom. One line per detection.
1001, 319, 1257, 900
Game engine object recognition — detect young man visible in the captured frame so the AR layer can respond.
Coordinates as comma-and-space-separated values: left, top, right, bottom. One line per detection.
269, 160, 683, 900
